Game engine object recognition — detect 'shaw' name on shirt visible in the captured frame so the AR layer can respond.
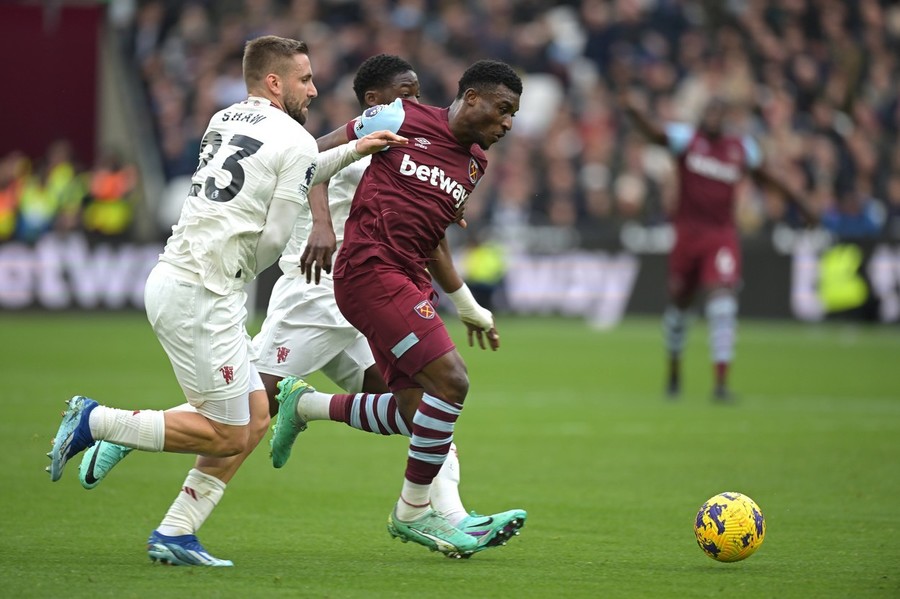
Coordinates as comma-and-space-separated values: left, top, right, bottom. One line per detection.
221, 112, 267, 125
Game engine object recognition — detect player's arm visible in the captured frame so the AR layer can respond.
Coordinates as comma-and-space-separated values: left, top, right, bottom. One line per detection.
619, 90, 668, 146
311, 129, 408, 185
255, 197, 305, 275
270, 144, 337, 283
315, 98, 406, 152
429, 237, 499, 351
738, 135, 817, 226
315, 128, 349, 153
301, 182, 334, 284
751, 165, 818, 226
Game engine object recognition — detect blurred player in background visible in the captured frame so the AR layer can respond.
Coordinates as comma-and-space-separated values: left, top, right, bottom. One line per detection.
78, 54, 525, 565
270, 59, 523, 557
621, 93, 814, 401
47, 35, 404, 565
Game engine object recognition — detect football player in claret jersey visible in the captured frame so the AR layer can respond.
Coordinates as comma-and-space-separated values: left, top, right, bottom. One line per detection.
270, 59, 523, 557
46, 35, 405, 565
621, 94, 815, 401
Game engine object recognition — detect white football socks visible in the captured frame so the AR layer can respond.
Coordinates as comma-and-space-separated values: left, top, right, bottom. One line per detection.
395, 480, 432, 521
88, 406, 165, 452
296, 390, 332, 422
157, 468, 226, 537
706, 294, 738, 363
430, 443, 467, 526
663, 304, 688, 355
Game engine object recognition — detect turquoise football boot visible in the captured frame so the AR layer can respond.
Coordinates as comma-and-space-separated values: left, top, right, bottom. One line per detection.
79, 441, 133, 489
269, 376, 311, 468
48, 396, 98, 481
387, 508, 478, 558
457, 509, 527, 554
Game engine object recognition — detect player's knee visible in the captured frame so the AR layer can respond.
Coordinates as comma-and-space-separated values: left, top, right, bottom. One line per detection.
706, 293, 738, 320
438, 367, 469, 405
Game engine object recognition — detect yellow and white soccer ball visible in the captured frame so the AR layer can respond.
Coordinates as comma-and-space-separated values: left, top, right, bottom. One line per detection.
694, 492, 766, 562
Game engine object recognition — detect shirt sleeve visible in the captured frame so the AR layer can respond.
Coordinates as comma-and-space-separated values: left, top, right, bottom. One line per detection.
741, 135, 763, 170
272, 136, 318, 205
347, 97, 406, 139
311, 141, 362, 185
665, 123, 695, 156
255, 196, 304, 273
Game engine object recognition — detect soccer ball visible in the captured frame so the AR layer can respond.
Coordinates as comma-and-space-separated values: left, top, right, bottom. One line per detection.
694, 492, 766, 562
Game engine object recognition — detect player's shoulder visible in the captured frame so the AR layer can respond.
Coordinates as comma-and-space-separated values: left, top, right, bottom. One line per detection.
400, 100, 444, 122
212, 101, 311, 143
260, 111, 316, 155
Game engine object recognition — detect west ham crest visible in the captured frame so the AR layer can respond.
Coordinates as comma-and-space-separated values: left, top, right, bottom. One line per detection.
468, 158, 479, 184
414, 300, 436, 319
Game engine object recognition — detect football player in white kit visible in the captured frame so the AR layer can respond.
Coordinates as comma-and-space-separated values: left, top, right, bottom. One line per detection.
46, 36, 405, 566
76, 54, 524, 565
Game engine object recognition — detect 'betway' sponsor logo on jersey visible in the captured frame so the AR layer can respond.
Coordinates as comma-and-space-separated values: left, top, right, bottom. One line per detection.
685, 152, 741, 183
398, 154, 468, 207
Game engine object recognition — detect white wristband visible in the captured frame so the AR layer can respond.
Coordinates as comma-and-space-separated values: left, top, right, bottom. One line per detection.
447, 284, 493, 330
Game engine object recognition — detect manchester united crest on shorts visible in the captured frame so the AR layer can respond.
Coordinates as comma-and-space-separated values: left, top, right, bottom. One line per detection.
220, 365, 234, 384
468, 158, 480, 184
414, 300, 436, 319
276, 346, 290, 364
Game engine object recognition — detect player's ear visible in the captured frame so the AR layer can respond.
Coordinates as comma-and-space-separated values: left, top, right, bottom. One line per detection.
364, 90, 380, 107
463, 88, 479, 107
265, 72, 281, 96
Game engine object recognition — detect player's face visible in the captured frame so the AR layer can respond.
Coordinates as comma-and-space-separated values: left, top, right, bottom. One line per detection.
282, 53, 317, 125
368, 70, 420, 107
701, 99, 726, 137
466, 85, 520, 149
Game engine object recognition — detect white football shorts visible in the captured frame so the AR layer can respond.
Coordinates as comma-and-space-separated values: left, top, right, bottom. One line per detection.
144, 262, 251, 425
252, 274, 374, 393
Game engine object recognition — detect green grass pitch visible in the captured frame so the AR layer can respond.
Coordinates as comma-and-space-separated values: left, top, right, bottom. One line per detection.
1, 312, 898, 598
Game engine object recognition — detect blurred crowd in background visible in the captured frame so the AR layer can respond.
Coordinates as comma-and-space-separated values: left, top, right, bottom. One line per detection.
4, 0, 900, 246
0, 142, 136, 244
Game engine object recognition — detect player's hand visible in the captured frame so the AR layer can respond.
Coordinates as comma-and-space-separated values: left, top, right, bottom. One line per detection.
465, 322, 500, 351
354, 130, 408, 156
452, 199, 468, 229
448, 284, 496, 350
300, 222, 337, 284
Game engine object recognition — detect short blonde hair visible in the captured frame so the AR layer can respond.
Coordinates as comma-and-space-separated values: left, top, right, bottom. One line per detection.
242, 35, 309, 88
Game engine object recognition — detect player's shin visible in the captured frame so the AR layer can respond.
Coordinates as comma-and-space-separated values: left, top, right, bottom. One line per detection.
663, 305, 688, 394
706, 293, 737, 393
396, 393, 461, 521
157, 468, 226, 537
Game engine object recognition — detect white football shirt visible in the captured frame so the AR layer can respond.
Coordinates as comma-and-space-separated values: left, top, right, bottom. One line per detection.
278, 155, 370, 279
161, 96, 318, 295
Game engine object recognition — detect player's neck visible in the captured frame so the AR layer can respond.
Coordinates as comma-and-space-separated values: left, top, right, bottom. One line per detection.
447, 101, 475, 147
246, 90, 282, 112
